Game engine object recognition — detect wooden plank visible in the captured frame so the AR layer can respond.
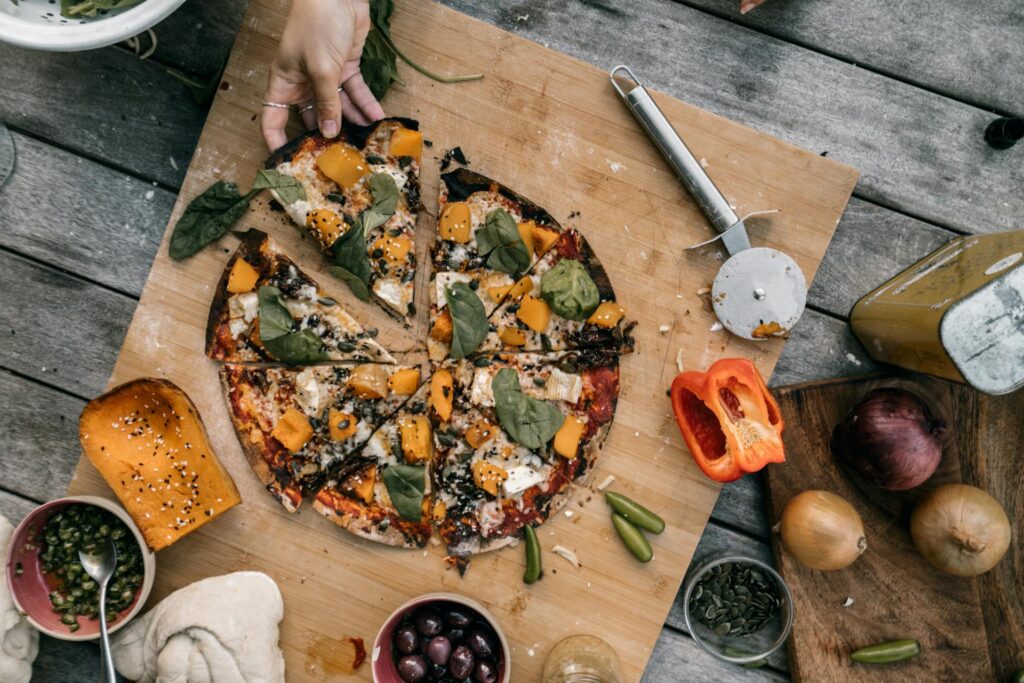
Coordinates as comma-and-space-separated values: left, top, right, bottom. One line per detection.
0, 370, 84, 503
0, 44, 204, 187
0, 489, 37, 524
642, 626, 787, 682
0, 132, 171, 296
439, 0, 1024, 235
141, 0, 249, 77
33, 637, 104, 683
64, 1, 856, 680
0, 252, 133, 397
770, 309, 880, 388
678, 0, 1024, 115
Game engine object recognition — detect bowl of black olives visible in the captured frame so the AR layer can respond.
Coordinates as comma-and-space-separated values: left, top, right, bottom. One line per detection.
372, 593, 509, 683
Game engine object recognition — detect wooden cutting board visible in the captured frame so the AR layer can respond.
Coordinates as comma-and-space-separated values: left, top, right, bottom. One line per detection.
768, 374, 1024, 681
67, 0, 858, 679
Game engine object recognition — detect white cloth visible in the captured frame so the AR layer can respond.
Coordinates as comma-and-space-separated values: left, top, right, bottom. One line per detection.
111, 571, 285, 683
0, 515, 39, 683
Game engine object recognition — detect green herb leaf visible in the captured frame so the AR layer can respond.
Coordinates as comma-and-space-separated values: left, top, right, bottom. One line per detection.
368, 172, 400, 215
492, 369, 566, 448
168, 181, 255, 260
330, 219, 373, 299
476, 208, 531, 275
329, 266, 372, 302
256, 286, 295, 341
383, 463, 425, 521
360, 26, 401, 101
540, 259, 600, 321
263, 328, 329, 365
253, 169, 306, 205
445, 282, 489, 359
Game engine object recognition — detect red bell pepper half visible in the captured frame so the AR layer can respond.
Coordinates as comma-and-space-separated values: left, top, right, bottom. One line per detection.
670, 358, 785, 482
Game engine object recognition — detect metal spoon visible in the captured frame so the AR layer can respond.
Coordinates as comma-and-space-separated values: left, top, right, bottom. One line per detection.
79, 538, 118, 683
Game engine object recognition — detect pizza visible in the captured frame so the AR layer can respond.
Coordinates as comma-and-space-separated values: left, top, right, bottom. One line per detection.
264, 118, 422, 319
428, 168, 564, 361
210, 138, 636, 563
429, 349, 619, 555
206, 229, 394, 364
220, 362, 421, 512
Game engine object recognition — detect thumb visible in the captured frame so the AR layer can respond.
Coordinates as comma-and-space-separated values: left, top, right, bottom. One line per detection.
308, 62, 343, 138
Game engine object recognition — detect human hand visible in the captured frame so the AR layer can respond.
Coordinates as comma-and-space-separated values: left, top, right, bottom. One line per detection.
261, 0, 387, 150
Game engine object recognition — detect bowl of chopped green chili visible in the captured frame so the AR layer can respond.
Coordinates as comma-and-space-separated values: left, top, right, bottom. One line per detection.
682, 555, 794, 668
5, 496, 155, 640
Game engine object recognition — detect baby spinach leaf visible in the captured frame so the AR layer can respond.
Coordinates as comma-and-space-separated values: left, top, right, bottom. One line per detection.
253, 169, 306, 206
383, 463, 425, 522
445, 282, 488, 359
540, 259, 600, 321
492, 369, 566, 449
476, 208, 531, 275
263, 328, 329, 365
331, 220, 373, 299
256, 286, 296, 341
168, 180, 255, 260
368, 172, 400, 215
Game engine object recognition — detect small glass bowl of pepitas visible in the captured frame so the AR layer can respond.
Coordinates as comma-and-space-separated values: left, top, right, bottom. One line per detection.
682, 555, 794, 668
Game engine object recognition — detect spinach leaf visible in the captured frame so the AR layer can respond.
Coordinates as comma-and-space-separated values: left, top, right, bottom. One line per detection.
256, 286, 295, 341
263, 328, 329, 365
445, 282, 488, 359
540, 259, 600, 321
475, 208, 531, 275
383, 463, 425, 521
330, 219, 373, 299
361, 173, 400, 232
168, 181, 255, 260
492, 369, 566, 449
253, 169, 306, 205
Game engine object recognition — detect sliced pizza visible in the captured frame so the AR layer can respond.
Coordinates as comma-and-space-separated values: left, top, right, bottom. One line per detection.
220, 362, 422, 512
314, 380, 433, 548
477, 229, 635, 355
428, 349, 620, 555
264, 118, 422, 318
206, 229, 394, 365
428, 168, 564, 361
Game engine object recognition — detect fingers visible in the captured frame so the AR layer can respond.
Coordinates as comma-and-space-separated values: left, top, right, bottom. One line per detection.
342, 71, 386, 122
261, 69, 296, 150
300, 104, 317, 131
309, 62, 343, 138
339, 89, 371, 126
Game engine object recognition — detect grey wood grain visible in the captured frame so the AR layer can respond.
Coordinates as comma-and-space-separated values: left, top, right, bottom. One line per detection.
135, 0, 249, 78
642, 625, 787, 681
440, 0, 1024, 235
0, 489, 36, 525
0, 132, 172, 296
770, 309, 880, 388
0, 121, 13, 188
678, 0, 1024, 115
0, 44, 204, 188
0, 370, 84, 503
0, 252, 132, 397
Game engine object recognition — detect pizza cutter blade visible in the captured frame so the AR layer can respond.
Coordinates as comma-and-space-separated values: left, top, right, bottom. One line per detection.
610, 65, 807, 340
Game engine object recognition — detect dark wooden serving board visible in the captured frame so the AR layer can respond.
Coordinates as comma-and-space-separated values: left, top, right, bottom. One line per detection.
766, 374, 1023, 681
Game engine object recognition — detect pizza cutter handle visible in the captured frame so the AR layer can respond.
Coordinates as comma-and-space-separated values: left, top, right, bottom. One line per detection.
610, 65, 739, 235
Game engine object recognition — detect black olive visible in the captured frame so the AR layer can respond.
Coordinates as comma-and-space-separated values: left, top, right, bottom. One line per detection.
473, 659, 498, 683
425, 635, 453, 666
394, 624, 419, 654
448, 645, 475, 679
465, 627, 495, 659
444, 606, 473, 629
397, 654, 429, 682
414, 608, 443, 637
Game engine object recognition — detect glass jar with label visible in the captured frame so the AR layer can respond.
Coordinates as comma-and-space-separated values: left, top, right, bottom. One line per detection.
541, 635, 623, 683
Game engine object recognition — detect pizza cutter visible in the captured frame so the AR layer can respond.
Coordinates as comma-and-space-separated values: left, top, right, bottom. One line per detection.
610, 65, 807, 340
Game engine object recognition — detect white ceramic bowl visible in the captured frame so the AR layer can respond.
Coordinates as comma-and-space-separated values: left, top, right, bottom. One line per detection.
0, 0, 185, 52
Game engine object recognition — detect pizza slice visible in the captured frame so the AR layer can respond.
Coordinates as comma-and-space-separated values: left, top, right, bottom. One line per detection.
428, 168, 564, 361
220, 362, 422, 512
428, 349, 620, 556
477, 229, 635, 355
314, 380, 433, 548
264, 117, 422, 318
206, 229, 394, 365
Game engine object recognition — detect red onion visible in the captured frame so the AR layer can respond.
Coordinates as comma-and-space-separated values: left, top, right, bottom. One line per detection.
830, 388, 945, 491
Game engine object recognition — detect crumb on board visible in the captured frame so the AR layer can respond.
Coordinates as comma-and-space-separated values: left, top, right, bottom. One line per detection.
676, 348, 685, 372
551, 545, 580, 568
597, 474, 616, 491
658, 324, 671, 334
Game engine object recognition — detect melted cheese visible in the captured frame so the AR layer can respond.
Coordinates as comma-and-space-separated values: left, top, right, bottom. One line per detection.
435, 271, 475, 309
228, 292, 259, 323
502, 465, 547, 496
293, 368, 322, 417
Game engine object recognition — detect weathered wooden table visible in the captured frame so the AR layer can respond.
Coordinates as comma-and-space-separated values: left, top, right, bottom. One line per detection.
0, 1, 1020, 680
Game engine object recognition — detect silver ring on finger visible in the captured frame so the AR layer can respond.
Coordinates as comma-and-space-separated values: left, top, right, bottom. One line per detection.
261, 101, 291, 109
298, 103, 315, 114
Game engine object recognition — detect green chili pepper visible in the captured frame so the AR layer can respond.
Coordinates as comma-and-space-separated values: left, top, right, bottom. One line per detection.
611, 513, 653, 563
523, 525, 541, 584
605, 491, 665, 534
850, 639, 920, 664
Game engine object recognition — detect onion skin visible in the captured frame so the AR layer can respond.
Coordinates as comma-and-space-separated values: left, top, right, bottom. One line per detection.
779, 490, 867, 571
831, 388, 945, 491
911, 483, 1011, 577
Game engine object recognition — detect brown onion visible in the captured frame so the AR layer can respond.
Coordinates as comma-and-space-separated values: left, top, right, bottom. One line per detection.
911, 483, 1011, 577
830, 388, 945, 491
779, 490, 867, 571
